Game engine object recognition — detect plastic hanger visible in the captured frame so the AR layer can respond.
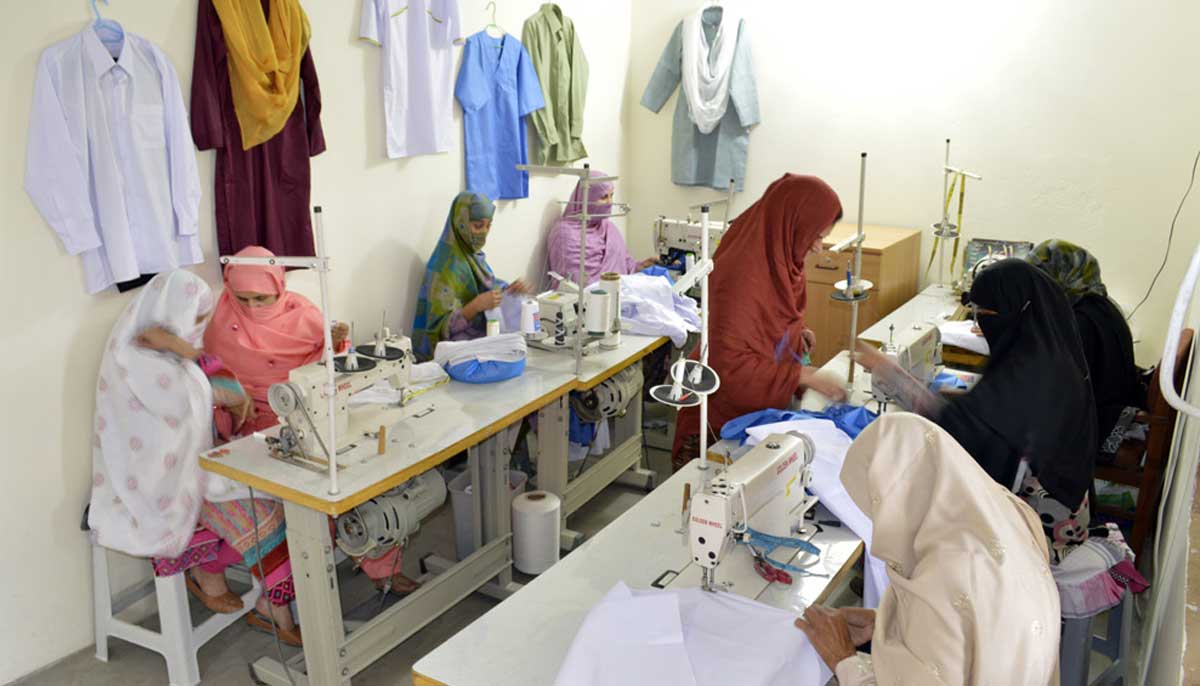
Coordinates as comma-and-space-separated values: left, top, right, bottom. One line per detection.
483, 1, 505, 38
91, 0, 125, 54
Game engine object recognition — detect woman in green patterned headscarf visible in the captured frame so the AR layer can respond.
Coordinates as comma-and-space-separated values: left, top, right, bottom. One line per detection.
411, 192, 531, 361
1027, 240, 1146, 460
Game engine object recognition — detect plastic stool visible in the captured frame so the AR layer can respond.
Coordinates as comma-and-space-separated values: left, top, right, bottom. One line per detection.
92, 541, 260, 686
1059, 586, 1133, 686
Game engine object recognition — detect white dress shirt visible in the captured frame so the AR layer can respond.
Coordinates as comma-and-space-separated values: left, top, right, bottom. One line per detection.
26, 27, 202, 294
361, 0, 462, 158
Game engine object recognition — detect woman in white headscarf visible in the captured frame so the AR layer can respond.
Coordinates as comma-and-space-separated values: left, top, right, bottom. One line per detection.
795, 413, 1060, 685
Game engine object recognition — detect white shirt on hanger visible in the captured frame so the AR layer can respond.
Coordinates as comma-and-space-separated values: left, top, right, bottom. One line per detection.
25, 27, 202, 294
361, 0, 462, 158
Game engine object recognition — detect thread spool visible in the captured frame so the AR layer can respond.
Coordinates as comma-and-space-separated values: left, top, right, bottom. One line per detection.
512, 491, 561, 574
600, 272, 621, 350
583, 289, 610, 337
520, 298, 541, 336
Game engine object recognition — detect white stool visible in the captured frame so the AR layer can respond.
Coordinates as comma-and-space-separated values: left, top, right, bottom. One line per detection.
1059, 586, 1133, 686
92, 541, 260, 686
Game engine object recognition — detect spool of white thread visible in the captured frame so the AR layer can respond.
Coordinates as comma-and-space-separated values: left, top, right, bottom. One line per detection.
599, 272, 621, 350
520, 298, 541, 335
583, 289, 610, 336
512, 491, 561, 574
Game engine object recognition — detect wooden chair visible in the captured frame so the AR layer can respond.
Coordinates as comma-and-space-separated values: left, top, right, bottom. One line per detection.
1095, 328, 1194, 558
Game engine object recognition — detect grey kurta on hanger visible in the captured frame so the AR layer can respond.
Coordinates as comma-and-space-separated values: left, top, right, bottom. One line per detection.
640, 8, 758, 192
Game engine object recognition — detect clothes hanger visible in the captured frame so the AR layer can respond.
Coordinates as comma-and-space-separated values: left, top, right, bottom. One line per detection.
91, 0, 125, 52
483, 1, 505, 39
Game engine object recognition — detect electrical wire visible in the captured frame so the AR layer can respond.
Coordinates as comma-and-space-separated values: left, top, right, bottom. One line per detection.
1127, 148, 1200, 321
249, 486, 297, 686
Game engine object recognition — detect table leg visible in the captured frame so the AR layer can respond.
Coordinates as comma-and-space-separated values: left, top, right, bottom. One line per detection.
536, 395, 580, 549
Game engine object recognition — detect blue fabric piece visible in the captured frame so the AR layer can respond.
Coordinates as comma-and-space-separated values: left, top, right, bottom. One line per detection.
445, 358, 526, 384
931, 371, 969, 391
639, 265, 675, 284
720, 404, 879, 445
455, 32, 545, 200
568, 407, 596, 446
739, 528, 825, 578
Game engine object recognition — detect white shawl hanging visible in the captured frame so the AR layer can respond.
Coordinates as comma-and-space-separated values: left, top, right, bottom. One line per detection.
681, 4, 742, 135
89, 271, 248, 559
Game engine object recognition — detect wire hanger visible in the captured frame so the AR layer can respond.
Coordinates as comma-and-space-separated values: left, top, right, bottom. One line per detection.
91, 0, 125, 53
483, 1, 505, 38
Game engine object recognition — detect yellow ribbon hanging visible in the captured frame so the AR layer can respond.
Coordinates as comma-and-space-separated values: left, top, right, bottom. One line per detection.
950, 174, 966, 274
212, 0, 312, 150
925, 173, 961, 278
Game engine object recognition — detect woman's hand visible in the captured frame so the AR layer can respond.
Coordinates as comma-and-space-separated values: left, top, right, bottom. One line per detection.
331, 321, 350, 348
799, 367, 847, 402
795, 605, 858, 671
136, 327, 198, 361
802, 328, 817, 354
852, 341, 888, 373
838, 607, 876, 647
464, 290, 504, 319
505, 279, 532, 296
637, 257, 660, 271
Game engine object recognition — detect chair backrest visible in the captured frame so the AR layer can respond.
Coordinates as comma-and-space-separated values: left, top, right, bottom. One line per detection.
1144, 328, 1195, 465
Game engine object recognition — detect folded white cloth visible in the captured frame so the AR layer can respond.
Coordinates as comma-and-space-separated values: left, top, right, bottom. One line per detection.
619, 273, 700, 347
939, 319, 990, 355
434, 333, 527, 368
348, 363, 450, 408
554, 582, 830, 686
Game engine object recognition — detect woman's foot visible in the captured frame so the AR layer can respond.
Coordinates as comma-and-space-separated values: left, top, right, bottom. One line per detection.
185, 570, 243, 614
373, 572, 420, 595
245, 596, 302, 647
254, 596, 296, 631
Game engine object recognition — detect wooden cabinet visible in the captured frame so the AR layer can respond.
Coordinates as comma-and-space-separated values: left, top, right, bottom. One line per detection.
804, 223, 922, 366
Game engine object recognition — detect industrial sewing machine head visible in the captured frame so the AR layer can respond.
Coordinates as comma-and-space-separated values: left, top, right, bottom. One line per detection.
529, 272, 621, 354
654, 215, 724, 294
870, 323, 943, 409
689, 432, 818, 592
268, 329, 412, 464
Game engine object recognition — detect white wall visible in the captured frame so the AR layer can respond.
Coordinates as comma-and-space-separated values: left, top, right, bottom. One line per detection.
0, 0, 631, 681
624, 0, 1200, 363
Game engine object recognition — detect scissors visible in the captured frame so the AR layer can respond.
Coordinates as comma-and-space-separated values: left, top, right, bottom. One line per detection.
748, 544, 792, 585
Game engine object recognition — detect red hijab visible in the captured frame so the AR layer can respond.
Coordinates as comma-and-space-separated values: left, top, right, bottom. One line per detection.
203, 246, 326, 432
674, 175, 842, 462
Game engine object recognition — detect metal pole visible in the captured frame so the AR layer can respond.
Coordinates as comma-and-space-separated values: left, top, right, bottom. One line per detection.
939, 139, 950, 288
575, 163, 590, 377
313, 207, 339, 496
698, 204, 711, 473
847, 154, 866, 386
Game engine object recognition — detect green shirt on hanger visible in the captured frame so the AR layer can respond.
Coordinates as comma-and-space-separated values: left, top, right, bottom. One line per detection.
521, 3, 588, 165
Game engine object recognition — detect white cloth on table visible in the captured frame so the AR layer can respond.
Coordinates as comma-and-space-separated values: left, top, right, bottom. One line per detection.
26, 28, 203, 294
360, 0, 462, 158
938, 320, 990, 355
347, 362, 450, 408
745, 418, 889, 609
553, 582, 830, 686
434, 333, 527, 367
619, 273, 700, 347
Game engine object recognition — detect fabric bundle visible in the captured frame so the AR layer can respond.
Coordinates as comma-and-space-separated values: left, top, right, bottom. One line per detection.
434, 333, 527, 384
618, 273, 700, 347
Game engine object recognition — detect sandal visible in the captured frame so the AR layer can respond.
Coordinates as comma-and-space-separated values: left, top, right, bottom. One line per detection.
246, 611, 303, 647
373, 573, 421, 596
185, 572, 243, 614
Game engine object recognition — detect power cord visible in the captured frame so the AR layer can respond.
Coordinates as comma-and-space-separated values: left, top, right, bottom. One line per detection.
1127, 148, 1200, 321
249, 486, 297, 686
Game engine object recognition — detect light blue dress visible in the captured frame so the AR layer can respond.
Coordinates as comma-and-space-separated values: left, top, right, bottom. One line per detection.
455, 31, 545, 200
640, 12, 759, 192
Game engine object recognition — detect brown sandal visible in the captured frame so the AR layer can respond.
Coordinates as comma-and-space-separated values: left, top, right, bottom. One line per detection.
373, 573, 420, 595
246, 612, 303, 647
185, 573, 244, 614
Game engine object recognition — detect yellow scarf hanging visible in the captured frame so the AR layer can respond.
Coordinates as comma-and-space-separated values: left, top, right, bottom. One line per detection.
212, 0, 311, 150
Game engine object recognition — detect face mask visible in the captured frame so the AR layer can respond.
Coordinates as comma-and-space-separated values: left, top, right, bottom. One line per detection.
468, 231, 488, 251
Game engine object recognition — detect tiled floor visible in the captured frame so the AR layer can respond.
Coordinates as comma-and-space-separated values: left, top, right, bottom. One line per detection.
16, 472, 658, 686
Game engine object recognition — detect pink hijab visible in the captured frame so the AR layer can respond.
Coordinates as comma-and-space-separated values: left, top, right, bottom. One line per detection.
203, 246, 325, 433
546, 170, 639, 286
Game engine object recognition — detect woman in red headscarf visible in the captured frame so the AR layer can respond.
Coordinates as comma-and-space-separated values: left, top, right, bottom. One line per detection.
672, 175, 848, 470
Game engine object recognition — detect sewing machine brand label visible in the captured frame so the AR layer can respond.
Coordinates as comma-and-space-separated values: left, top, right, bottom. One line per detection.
690, 515, 722, 529
775, 451, 798, 475
337, 380, 354, 392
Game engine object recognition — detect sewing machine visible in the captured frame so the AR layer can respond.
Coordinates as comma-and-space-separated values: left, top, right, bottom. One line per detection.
688, 432, 819, 592
527, 275, 606, 355
267, 333, 413, 465
870, 324, 943, 408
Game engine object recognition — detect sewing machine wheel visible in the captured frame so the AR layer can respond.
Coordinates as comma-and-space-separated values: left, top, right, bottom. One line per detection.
268, 382, 303, 417
334, 355, 378, 373
357, 345, 408, 361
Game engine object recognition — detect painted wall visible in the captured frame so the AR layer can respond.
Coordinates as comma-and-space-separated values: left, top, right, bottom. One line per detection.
623, 0, 1200, 363
0, 1, 631, 681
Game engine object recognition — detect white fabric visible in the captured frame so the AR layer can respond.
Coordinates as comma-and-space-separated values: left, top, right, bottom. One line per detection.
619, 273, 700, 346
938, 319, 991, 355
1051, 534, 1127, 619
569, 417, 611, 463
361, 0, 462, 158
434, 332, 528, 367
553, 582, 831, 686
680, 5, 742, 135
744, 419, 889, 609
88, 272, 249, 558
25, 28, 202, 294
348, 363, 451, 407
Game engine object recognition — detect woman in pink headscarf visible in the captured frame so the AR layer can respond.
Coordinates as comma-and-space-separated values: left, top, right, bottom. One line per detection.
546, 170, 658, 286
203, 246, 349, 436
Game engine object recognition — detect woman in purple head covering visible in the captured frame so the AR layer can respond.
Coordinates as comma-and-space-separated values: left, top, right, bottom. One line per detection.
546, 170, 658, 286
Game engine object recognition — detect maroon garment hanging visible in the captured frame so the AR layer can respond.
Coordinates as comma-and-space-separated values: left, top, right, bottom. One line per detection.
190, 0, 326, 258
